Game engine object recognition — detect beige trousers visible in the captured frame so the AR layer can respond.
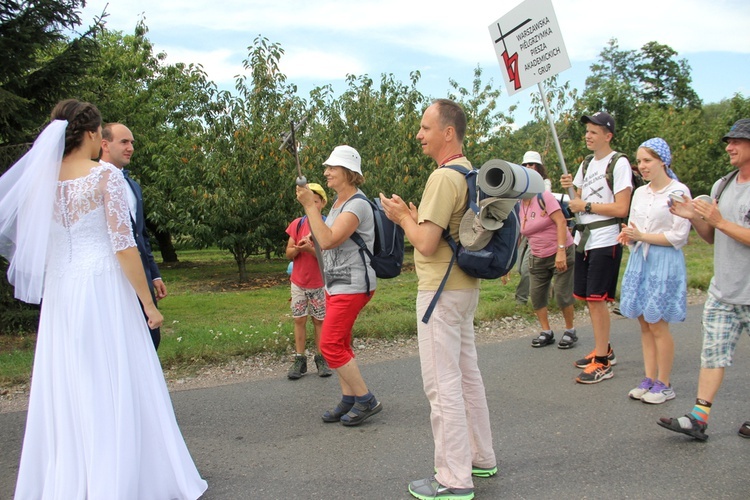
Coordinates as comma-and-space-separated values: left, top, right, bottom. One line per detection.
416, 288, 496, 489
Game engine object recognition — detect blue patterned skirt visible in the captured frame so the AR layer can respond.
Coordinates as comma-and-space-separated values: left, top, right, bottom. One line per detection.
619, 244, 687, 323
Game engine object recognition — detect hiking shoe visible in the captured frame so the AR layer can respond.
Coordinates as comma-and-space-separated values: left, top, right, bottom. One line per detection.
340, 399, 382, 426
314, 354, 333, 377
408, 477, 474, 500
641, 380, 675, 404
628, 377, 654, 400
574, 348, 617, 369
657, 415, 708, 441
287, 354, 307, 380
471, 465, 498, 478
531, 331, 555, 348
322, 401, 354, 423
557, 329, 578, 349
576, 360, 613, 384
738, 421, 750, 439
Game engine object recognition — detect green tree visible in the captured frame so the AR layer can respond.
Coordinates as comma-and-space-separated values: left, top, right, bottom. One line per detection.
0, 0, 104, 144
306, 71, 430, 205
636, 42, 701, 109
193, 36, 301, 281
448, 65, 515, 166
79, 20, 221, 262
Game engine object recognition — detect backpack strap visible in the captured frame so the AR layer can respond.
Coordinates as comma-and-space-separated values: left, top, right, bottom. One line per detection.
575, 152, 627, 252
714, 170, 739, 201
342, 193, 374, 296
296, 215, 308, 234
421, 164, 474, 324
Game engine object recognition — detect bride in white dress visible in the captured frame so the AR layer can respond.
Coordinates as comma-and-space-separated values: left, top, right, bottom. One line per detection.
0, 100, 207, 499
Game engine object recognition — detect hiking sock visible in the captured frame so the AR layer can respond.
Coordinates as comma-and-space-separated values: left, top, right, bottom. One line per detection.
342, 395, 355, 406
564, 328, 576, 334
690, 399, 712, 423
355, 392, 376, 408
678, 399, 712, 429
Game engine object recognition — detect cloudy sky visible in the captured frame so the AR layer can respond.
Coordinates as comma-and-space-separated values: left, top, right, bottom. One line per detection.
79, 0, 749, 124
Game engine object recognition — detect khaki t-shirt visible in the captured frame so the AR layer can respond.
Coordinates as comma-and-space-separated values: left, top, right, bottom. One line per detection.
415, 157, 481, 291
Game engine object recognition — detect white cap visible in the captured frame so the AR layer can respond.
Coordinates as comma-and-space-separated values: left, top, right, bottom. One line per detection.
522, 151, 543, 166
323, 145, 362, 175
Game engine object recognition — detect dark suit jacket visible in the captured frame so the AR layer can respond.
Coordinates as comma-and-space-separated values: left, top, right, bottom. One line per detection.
123, 169, 161, 348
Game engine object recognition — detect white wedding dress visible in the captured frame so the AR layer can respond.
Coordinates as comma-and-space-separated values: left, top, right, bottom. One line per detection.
14, 163, 207, 499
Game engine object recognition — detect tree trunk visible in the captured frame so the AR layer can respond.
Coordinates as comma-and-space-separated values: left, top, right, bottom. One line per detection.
233, 246, 248, 282
146, 222, 179, 263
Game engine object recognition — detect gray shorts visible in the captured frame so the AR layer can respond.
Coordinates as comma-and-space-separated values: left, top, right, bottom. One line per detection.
528, 245, 575, 310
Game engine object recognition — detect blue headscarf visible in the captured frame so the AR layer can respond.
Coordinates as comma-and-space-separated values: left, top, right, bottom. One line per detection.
639, 137, 678, 180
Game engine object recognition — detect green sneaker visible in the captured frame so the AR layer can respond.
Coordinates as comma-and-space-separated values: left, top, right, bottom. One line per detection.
471, 465, 498, 478
433, 465, 498, 478
408, 477, 474, 500
287, 354, 307, 380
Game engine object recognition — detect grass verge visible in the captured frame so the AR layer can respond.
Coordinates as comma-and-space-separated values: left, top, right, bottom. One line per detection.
0, 234, 712, 387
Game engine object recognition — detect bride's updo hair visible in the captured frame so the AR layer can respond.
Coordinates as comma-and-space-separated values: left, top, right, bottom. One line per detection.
50, 99, 102, 156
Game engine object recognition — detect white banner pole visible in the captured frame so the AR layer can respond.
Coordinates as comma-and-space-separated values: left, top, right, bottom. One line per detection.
537, 81, 580, 224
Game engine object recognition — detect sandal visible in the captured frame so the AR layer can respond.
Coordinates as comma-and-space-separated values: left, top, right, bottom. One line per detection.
557, 330, 578, 349
739, 421, 750, 439
321, 401, 353, 423
531, 331, 555, 348
657, 415, 708, 441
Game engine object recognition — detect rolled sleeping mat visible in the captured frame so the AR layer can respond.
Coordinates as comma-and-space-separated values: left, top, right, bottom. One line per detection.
477, 159, 545, 199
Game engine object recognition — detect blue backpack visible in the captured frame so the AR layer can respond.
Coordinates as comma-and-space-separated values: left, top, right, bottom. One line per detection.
343, 193, 405, 295
422, 164, 520, 323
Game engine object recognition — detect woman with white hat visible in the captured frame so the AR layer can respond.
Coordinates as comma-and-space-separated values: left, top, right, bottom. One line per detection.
296, 145, 382, 426
518, 151, 578, 349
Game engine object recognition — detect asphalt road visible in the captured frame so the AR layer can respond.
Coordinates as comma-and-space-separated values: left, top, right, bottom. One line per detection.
1, 303, 748, 499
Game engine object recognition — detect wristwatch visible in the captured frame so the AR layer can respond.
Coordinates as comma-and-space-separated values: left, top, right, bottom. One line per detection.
558, 244, 566, 250
584, 202, 592, 214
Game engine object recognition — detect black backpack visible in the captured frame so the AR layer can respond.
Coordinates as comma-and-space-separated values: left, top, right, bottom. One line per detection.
580, 151, 643, 225
574, 152, 641, 250
343, 193, 405, 295
536, 192, 575, 230
422, 164, 520, 323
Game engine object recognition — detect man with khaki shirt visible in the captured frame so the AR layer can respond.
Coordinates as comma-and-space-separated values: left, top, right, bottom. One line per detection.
381, 99, 496, 500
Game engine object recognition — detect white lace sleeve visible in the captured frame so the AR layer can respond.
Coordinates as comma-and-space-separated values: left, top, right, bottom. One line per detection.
102, 166, 137, 252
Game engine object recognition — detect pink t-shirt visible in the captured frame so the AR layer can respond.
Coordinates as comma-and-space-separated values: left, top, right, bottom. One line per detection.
285, 217, 324, 289
519, 191, 574, 258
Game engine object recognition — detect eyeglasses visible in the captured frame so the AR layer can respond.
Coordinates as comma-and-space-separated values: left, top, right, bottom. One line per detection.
522, 163, 539, 168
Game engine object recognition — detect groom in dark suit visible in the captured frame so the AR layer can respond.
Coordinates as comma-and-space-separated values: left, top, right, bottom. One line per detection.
101, 123, 167, 349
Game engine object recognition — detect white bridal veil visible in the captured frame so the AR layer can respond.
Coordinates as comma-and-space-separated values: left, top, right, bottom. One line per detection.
0, 120, 67, 304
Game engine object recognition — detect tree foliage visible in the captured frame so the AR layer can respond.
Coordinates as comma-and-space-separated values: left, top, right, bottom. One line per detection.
305, 71, 430, 205
0, 0, 104, 144
78, 20, 222, 262
192, 36, 302, 280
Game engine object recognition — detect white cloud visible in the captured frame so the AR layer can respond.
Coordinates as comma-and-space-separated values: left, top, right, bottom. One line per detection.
279, 49, 366, 81
80, 0, 750, 95
160, 47, 242, 83
88, 0, 750, 61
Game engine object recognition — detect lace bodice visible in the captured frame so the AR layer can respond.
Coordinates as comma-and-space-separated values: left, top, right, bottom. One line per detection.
47, 162, 136, 276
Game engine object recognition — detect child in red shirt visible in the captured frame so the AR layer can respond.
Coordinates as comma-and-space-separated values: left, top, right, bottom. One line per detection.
284, 183, 331, 379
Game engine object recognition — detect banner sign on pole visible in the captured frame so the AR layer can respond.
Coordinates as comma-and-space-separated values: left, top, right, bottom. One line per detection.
488, 0, 571, 96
